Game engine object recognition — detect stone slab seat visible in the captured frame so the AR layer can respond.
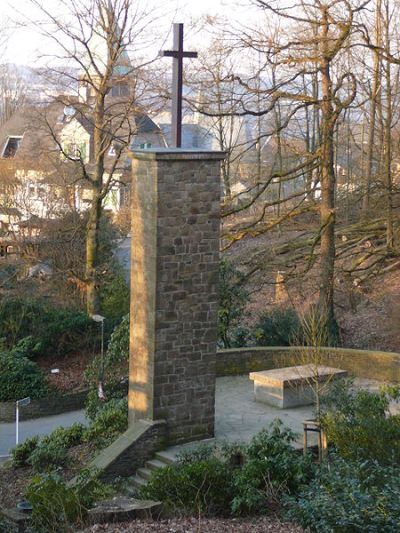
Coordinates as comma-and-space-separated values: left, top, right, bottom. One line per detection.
249, 364, 348, 408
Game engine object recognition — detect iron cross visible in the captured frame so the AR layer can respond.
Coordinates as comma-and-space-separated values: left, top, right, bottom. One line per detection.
161, 23, 198, 148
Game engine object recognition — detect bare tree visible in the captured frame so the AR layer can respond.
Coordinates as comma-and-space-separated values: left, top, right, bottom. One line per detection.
0, 65, 27, 126
27, 0, 163, 314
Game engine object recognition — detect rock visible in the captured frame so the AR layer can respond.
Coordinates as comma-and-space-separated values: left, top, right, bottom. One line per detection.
87, 497, 162, 524
27, 262, 53, 280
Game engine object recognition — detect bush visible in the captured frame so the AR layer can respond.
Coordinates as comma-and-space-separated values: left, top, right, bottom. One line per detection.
231, 420, 314, 515
218, 260, 248, 348
25, 469, 111, 532
286, 455, 400, 532
0, 298, 97, 358
142, 422, 314, 517
11, 436, 39, 467
141, 458, 235, 516
321, 382, 400, 464
42, 423, 85, 449
83, 398, 128, 447
11, 424, 85, 470
100, 264, 130, 324
253, 307, 301, 346
0, 341, 48, 401
85, 314, 129, 420
29, 441, 70, 473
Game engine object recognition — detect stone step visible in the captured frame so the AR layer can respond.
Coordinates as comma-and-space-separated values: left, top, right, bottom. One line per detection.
155, 449, 178, 465
136, 467, 153, 481
132, 475, 147, 490
146, 458, 168, 471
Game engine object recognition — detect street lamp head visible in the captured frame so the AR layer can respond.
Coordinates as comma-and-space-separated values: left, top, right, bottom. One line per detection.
91, 314, 106, 323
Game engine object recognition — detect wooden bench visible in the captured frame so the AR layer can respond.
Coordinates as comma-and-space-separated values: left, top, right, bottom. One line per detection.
249, 365, 347, 408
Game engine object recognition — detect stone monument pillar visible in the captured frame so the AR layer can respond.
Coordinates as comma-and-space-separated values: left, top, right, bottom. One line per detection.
128, 149, 224, 444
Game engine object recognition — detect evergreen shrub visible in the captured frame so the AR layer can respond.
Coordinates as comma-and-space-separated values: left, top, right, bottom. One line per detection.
286, 456, 400, 532
0, 340, 48, 401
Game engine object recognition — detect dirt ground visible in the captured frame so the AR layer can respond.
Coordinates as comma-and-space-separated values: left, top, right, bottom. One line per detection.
224, 223, 400, 353
83, 516, 304, 532
0, 443, 96, 509
36, 351, 95, 392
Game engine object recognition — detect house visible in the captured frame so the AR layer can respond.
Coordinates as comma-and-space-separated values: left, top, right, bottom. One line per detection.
0, 25, 165, 228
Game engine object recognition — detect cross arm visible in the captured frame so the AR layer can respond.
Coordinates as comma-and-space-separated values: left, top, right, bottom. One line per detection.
160, 50, 198, 58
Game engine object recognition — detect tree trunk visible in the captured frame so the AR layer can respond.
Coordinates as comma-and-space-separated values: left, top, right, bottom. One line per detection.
362, 0, 381, 217
318, 9, 337, 337
86, 194, 102, 315
86, 94, 106, 315
383, 0, 394, 250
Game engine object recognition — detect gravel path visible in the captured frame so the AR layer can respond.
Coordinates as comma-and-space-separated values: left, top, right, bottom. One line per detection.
84, 516, 304, 532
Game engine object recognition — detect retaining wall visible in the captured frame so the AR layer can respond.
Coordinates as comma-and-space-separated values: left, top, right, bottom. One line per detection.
3, 346, 399, 423
0, 390, 88, 423
216, 346, 400, 382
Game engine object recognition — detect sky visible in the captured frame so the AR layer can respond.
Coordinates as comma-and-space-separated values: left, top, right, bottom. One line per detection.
2, 0, 256, 66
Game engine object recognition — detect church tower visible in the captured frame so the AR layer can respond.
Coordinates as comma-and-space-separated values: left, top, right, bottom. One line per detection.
78, 2, 133, 104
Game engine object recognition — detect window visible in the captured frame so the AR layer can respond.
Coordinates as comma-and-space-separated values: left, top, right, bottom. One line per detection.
111, 82, 129, 97
65, 142, 87, 161
2, 136, 22, 158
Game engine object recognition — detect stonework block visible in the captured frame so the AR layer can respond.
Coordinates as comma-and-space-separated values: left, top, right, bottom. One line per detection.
128, 150, 224, 444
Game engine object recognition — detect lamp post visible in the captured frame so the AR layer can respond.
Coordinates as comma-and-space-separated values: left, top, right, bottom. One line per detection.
91, 314, 106, 400
16, 397, 31, 445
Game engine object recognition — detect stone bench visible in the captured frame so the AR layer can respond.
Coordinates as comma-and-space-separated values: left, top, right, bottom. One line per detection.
249, 365, 348, 408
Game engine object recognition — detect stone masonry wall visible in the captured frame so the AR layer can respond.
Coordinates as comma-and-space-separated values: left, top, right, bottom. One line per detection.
129, 150, 224, 444
0, 390, 88, 423
217, 346, 400, 382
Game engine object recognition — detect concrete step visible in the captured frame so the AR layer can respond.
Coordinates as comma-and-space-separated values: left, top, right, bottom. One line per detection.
132, 474, 147, 490
136, 467, 153, 481
155, 450, 178, 465
146, 458, 168, 471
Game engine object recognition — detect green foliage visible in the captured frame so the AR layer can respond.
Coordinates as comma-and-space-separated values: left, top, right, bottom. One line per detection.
0, 341, 48, 401
42, 423, 85, 449
141, 422, 313, 517
11, 424, 84, 471
286, 455, 400, 532
100, 264, 130, 324
25, 469, 111, 532
0, 298, 97, 358
83, 398, 128, 448
253, 307, 301, 346
321, 381, 400, 464
11, 403, 126, 473
218, 259, 248, 348
230, 326, 252, 348
11, 436, 39, 467
231, 420, 314, 515
85, 314, 129, 420
29, 441, 70, 473
176, 443, 217, 466
141, 458, 235, 517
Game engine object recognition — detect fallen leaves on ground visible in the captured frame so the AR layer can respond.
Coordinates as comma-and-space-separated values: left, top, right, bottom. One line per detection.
83, 516, 304, 532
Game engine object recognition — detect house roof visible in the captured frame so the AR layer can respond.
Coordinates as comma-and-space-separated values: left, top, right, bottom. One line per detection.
0, 97, 165, 179
0, 207, 22, 217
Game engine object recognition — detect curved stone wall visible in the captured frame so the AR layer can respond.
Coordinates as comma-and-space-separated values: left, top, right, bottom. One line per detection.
216, 346, 400, 382
2, 347, 398, 423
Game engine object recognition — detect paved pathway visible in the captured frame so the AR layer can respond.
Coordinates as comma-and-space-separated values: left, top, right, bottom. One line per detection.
4, 374, 377, 464
0, 409, 87, 461
115, 236, 131, 284
215, 375, 315, 447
